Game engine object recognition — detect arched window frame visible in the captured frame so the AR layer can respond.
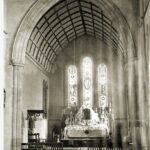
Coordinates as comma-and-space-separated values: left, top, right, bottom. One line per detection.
98, 64, 108, 108
82, 57, 93, 108
67, 65, 78, 108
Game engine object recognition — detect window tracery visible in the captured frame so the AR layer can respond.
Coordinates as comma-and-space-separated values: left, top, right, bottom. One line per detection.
67, 58, 108, 109
98, 64, 108, 108
67, 65, 78, 108
82, 57, 93, 108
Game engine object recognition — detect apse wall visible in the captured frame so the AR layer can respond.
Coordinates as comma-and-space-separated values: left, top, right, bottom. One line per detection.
48, 35, 128, 141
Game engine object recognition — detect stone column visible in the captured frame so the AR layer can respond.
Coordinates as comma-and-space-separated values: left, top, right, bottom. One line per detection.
12, 64, 24, 150
124, 59, 137, 148
148, 42, 150, 150
125, 59, 148, 149
135, 1, 150, 149
134, 23, 148, 149
129, 120, 147, 150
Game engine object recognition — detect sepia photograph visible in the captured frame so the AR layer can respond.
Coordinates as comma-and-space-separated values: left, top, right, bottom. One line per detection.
3, 0, 150, 150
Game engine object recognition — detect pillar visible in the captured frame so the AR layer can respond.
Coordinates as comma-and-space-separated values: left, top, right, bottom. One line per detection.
12, 64, 24, 150
125, 59, 148, 150
125, 58, 137, 148
125, 27, 149, 149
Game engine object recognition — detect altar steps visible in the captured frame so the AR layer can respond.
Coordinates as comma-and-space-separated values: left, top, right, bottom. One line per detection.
21, 147, 122, 150
21, 148, 122, 150
63, 148, 122, 150
21, 143, 122, 150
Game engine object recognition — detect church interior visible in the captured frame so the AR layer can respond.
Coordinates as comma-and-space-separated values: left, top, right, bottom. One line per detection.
4, 0, 150, 149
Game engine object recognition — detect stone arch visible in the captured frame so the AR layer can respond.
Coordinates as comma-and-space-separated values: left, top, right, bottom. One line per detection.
11, 0, 136, 150
12, 0, 136, 66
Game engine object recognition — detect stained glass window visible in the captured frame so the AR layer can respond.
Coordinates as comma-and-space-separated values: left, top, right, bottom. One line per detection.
98, 64, 108, 108
82, 57, 93, 108
68, 65, 77, 108
67, 61, 108, 109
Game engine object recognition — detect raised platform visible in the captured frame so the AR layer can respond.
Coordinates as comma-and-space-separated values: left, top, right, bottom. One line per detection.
61, 137, 111, 147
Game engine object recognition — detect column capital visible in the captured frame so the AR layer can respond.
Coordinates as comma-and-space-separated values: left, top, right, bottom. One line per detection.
10, 59, 25, 68
12, 63, 24, 68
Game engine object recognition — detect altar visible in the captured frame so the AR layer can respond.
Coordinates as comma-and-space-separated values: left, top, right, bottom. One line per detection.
61, 105, 111, 141
60, 62, 112, 144
64, 125, 107, 138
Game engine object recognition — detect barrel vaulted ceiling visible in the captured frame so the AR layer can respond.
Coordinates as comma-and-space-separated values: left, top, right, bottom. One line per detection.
26, 0, 126, 73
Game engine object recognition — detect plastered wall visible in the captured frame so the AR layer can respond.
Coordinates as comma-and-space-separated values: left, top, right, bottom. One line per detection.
22, 58, 49, 118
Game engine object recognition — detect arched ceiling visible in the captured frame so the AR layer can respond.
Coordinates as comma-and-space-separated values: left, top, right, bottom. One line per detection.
26, 0, 126, 72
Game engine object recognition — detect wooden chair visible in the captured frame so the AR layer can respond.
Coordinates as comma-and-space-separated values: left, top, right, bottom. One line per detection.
28, 133, 40, 143
21, 143, 44, 150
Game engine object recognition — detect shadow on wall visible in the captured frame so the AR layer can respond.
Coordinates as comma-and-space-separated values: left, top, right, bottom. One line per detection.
116, 123, 123, 147
52, 125, 61, 142
48, 121, 61, 141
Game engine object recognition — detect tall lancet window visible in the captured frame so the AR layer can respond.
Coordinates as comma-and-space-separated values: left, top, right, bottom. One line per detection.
98, 64, 108, 108
43, 80, 48, 117
82, 57, 93, 108
68, 65, 77, 108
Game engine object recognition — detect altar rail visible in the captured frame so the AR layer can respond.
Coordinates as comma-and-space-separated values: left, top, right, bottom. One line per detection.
21, 142, 63, 150
21, 143, 123, 150
88, 148, 122, 150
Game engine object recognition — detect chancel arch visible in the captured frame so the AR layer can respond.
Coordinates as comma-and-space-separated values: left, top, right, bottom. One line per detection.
9, 0, 150, 150
12, 0, 136, 66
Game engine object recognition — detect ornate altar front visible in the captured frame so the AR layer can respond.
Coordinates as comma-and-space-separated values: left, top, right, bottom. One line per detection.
64, 125, 107, 138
